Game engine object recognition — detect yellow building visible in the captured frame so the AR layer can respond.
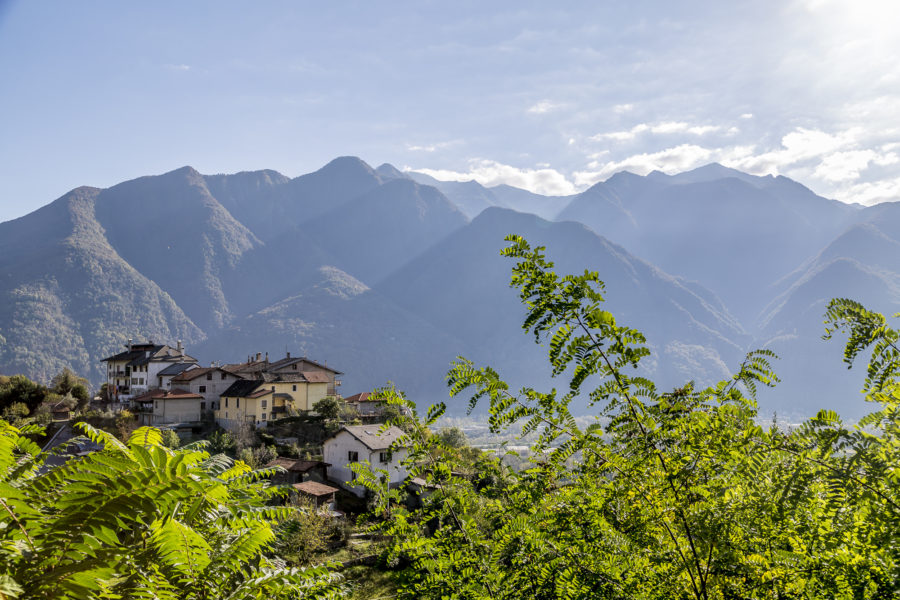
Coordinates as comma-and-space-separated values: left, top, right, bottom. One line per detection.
224, 352, 342, 397
216, 373, 330, 430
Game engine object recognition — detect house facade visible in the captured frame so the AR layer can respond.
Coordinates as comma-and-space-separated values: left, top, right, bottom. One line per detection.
131, 388, 206, 425
101, 340, 197, 404
323, 425, 408, 497
170, 366, 243, 411
344, 392, 381, 417
154, 362, 196, 390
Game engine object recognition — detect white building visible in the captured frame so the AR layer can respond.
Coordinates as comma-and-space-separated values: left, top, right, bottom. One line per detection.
101, 340, 197, 404
323, 425, 408, 497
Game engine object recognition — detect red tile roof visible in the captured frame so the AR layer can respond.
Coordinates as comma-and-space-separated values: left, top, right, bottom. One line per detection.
344, 392, 371, 403
301, 371, 331, 383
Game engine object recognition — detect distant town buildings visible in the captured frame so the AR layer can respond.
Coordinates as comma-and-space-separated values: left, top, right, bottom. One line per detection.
101, 340, 343, 432
101, 338, 415, 504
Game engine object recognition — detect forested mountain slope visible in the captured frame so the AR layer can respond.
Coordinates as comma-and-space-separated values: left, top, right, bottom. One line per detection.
1, 157, 895, 418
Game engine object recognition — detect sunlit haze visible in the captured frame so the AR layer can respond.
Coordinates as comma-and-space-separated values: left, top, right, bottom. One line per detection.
1, 0, 898, 222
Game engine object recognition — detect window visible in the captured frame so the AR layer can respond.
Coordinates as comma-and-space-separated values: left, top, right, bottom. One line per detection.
221, 372, 226, 380
292, 364, 297, 370
261, 400, 267, 409
200, 401, 206, 411
350, 471, 357, 481
292, 384, 297, 391
348, 451, 359, 462
225, 412, 228, 419
199, 385, 206, 393
379, 451, 392, 463
236, 398, 240, 408
261, 413, 267, 421
225, 398, 229, 408
271, 386, 275, 392
155, 401, 158, 409
206, 372, 212, 381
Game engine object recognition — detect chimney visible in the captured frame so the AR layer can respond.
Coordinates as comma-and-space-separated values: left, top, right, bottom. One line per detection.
286, 351, 291, 359
265, 352, 269, 363
177, 340, 183, 353
256, 352, 261, 362
127, 338, 133, 351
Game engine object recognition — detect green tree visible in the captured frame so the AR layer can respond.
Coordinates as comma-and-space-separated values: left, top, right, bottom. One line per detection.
1, 402, 30, 427
356, 236, 900, 599
238, 444, 278, 469
160, 428, 181, 449
313, 396, 343, 421
435, 426, 467, 449
50, 368, 90, 410
276, 497, 338, 566
207, 429, 237, 454
0, 374, 47, 414
0, 422, 344, 598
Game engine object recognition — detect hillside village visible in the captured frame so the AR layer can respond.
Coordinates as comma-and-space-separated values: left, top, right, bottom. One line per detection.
101, 339, 410, 505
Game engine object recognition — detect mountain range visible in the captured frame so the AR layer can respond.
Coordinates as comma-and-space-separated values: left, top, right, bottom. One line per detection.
1, 157, 895, 419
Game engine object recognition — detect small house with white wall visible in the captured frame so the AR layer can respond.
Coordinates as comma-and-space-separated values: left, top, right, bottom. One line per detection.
323, 425, 408, 497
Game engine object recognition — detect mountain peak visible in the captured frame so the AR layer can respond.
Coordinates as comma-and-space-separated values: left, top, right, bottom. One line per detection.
317, 156, 375, 177
166, 165, 203, 178
375, 163, 407, 181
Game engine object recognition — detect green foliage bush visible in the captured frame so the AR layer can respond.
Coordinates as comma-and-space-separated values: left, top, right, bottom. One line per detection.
0, 375, 47, 414
207, 429, 237, 455
354, 236, 900, 599
159, 428, 181, 449
0, 423, 343, 598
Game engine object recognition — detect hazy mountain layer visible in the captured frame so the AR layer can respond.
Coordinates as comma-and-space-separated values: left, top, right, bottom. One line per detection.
1, 158, 896, 419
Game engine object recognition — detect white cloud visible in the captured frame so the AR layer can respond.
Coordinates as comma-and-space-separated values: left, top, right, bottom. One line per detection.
740, 113, 753, 119
613, 103, 634, 114
527, 100, 562, 114
164, 64, 191, 71
406, 141, 458, 153
410, 160, 578, 196
874, 152, 900, 166
591, 121, 721, 141
722, 127, 863, 175
573, 144, 714, 186
837, 176, 900, 206
813, 150, 875, 183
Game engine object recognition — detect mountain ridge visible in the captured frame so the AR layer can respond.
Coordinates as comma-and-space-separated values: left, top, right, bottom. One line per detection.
2, 158, 897, 418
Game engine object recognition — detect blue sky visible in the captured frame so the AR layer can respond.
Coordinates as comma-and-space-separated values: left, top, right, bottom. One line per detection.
1, 0, 898, 222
